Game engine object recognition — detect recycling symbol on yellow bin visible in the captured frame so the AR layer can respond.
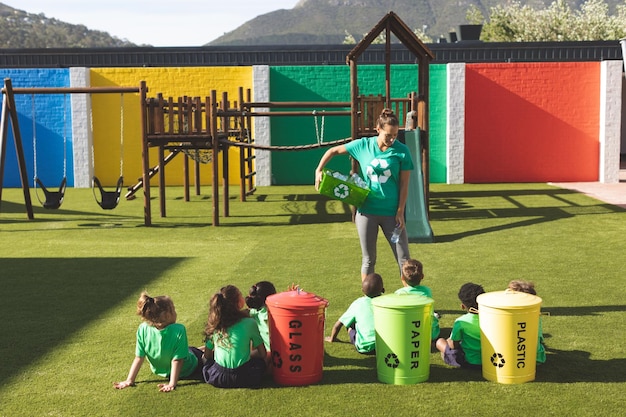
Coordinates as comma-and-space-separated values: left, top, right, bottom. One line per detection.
491, 352, 505, 368
333, 184, 350, 199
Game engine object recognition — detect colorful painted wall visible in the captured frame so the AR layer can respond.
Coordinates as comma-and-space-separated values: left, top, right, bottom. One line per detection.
0, 61, 621, 191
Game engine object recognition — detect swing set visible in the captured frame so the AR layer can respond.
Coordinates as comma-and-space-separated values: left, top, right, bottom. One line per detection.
0, 78, 140, 219
92, 93, 126, 210
31, 93, 68, 209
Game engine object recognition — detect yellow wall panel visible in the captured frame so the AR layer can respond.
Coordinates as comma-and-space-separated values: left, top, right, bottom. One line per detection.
89, 67, 253, 187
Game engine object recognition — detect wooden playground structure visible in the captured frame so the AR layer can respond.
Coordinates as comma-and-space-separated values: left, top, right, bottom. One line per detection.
134, 12, 433, 226
0, 12, 434, 227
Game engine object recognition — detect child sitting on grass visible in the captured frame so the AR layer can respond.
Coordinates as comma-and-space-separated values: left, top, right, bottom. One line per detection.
325, 273, 384, 354
507, 279, 546, 365
202, 285, 267, 388
114, 292, 203, 392
394, 258, 440, 340
245, 281, 277, 352
436, 282, 485, 369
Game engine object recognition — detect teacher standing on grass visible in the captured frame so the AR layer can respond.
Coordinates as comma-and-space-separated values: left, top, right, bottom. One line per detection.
314, 108, 413, 281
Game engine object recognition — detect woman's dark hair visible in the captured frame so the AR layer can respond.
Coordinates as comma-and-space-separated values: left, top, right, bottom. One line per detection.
377, 108, 399, 129
245, 281, 277, 310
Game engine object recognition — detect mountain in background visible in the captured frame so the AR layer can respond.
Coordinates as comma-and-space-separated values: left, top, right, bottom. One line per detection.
1, 0, 623, 48
208, 0, 623, 45
0, 3, 136, 48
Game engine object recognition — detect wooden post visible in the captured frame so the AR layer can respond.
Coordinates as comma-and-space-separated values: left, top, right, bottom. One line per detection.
385, 23, 391, 109
194, 158, 201, 196
245, 88, 254, 197
210, 90, 219, 226
0, 79, 34, 219
158, 145, 166, 217
139, 80, 152, 226
238, 87, 246, 202
417, 55, 430, 214
183, 153, 190, 202
222, 91, 230, 218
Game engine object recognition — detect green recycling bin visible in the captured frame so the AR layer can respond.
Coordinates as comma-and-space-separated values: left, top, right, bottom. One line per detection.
371, 293, 433, 385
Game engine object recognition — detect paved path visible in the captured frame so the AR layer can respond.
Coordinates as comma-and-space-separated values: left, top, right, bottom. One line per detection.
550, 170, 626, 209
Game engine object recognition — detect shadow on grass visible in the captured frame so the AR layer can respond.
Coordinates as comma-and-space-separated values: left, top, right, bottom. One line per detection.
543, 305, 626, 316
0, 257, 186, 386
429, 187, 625, 242
225, 193, 352, 226
228, 186, 625, 232
0, 199, 131, 218
537, 348, 626, 383
0, 199, 139, 230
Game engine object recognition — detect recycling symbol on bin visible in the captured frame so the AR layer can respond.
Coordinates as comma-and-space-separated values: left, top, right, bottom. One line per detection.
385, 353, 400, 368
491, 352, 506, 368
272, 351, 283, 369
333, 184, 350, 199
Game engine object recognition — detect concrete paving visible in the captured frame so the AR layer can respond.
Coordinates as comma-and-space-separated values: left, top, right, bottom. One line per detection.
550, 169, 626, 209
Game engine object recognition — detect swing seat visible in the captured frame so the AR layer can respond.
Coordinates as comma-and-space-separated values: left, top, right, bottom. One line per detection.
93, 176, 123, 210
35, 177, 67, 209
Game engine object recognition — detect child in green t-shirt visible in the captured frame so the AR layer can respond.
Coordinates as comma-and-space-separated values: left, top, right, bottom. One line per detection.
436, 282, 485, 369
395, 259, 440, 340
114, 292, 203, 392
202, 285, 267, 388
325, 273, 384, 354
245, 281, 276, 373
245, 281, 277, 352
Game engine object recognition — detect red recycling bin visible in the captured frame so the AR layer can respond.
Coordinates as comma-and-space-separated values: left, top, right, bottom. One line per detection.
266, 290, 329, 386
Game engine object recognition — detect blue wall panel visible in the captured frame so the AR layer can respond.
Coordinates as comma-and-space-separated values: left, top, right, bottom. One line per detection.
1, 69, 73, 188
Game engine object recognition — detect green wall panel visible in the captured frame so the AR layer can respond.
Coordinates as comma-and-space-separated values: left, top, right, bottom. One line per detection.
429, 65, 447, 183
269, 64, 447, 185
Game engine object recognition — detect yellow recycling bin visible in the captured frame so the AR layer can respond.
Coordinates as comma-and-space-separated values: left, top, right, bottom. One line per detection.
371, 293, 433, 385
477, 290, 542, 384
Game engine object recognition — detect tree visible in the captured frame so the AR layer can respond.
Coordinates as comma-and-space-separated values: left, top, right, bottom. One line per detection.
472, 0, 626, 42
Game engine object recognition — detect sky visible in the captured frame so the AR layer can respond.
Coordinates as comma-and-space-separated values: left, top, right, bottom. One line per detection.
9, 0, 301, 46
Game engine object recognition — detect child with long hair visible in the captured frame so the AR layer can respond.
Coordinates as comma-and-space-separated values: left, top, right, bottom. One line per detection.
202, 285, 267, 388
114, 292, 203, 392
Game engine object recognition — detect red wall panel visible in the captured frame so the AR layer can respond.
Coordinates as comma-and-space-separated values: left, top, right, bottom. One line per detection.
465, 62, 600, 182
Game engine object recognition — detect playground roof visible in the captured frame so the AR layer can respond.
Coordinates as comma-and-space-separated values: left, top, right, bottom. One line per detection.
346, 11, 434, 64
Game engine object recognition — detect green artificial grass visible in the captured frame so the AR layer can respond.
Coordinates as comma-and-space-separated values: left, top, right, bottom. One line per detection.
1, 183, 625, 416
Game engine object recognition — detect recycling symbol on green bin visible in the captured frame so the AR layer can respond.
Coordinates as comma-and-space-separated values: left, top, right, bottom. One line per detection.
333, 184, 350, 199
491, 352, 506, 368
385, 353, 399, 368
